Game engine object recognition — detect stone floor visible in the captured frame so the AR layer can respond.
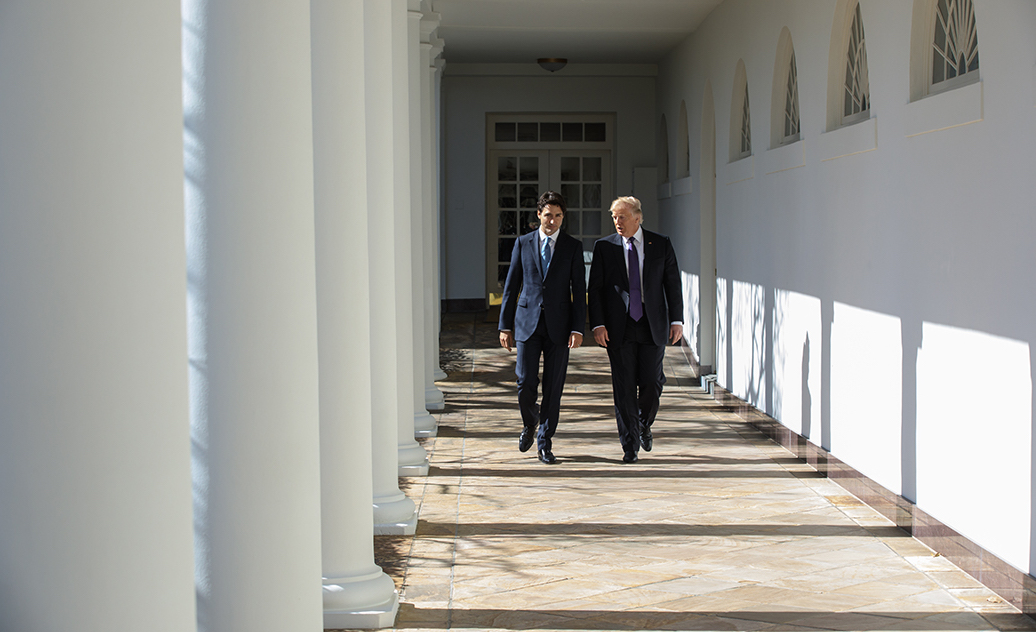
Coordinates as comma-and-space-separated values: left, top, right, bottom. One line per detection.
374, 312, 1035, 632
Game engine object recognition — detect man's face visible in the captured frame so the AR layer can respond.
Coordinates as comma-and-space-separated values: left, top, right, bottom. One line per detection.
538, 204, 564, 236
611, 203, 642, 238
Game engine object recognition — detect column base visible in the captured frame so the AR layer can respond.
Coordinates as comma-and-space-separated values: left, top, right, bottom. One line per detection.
398, 439, 429, 476
414, 410, 438, 438
323, 596, 398, 630
398, 440, 428, 469
323, 569, 399, 629
433, 367, 447, 381
373, 492, 416, 534
399, 461, 429, 477
425, 385, 445, 412
373, 513, 417, 535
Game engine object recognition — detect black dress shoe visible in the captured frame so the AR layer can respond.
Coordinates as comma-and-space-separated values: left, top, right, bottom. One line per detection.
622, 450, 638, 463
640, 428, 653, 452
518, 427, 535, 452
538, 449, 557, 464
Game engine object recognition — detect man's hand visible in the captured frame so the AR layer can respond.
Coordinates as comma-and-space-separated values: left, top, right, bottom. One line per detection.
669, 324, 684, 345
593, 326, 609, 348
568, 332, 583, 349
499, 330, 514, 351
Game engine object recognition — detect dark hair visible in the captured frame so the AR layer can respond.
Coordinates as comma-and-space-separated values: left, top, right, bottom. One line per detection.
537, 190, 566, 214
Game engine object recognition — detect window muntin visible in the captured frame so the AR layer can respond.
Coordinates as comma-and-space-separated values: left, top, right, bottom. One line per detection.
843, 3, 870, 124
783, 52, 800, 143
739, 84, 752, 158
931, 0, 979, 91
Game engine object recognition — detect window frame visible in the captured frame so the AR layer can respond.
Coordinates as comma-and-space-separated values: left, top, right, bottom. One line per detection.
782, 52, 801, 145
771, 27, 802, 148
729, 58, 752, 163
842, 1, 871, 126
927, 0, 980, 96
739, 84, 752, 159
909, 0, 981, 102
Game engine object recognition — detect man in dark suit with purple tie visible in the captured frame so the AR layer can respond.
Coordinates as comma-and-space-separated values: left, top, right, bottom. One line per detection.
499, 191, 586, 464
589, 196, 684, 463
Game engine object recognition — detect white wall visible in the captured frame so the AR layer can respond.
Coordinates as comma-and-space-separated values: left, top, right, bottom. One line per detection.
442, 66, 656, 301
657, 0, 1036, 575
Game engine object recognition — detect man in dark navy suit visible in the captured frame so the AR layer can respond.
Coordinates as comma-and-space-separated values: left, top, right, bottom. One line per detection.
499, 191, 586, 464
589, 196, 683, 463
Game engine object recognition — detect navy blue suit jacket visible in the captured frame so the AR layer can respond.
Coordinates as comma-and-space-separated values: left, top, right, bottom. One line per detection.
588, 230, 683, 347
498, 230, 586, 346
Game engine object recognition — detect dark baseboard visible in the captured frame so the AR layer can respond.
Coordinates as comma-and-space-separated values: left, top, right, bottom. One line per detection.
441, 298, 487, 313
710, 383, 1036, 617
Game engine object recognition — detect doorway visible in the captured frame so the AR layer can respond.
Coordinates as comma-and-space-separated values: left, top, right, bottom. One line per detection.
485, 114, 615, 301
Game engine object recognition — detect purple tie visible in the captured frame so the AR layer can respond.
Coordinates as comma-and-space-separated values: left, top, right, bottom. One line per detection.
627, 237, 643, 321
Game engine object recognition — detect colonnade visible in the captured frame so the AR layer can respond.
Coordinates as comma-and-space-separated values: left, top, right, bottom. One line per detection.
0, 0, 445, 630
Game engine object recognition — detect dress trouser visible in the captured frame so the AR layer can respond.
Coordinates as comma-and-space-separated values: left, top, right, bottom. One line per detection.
515, 312, 570, 451
606, 314, 666, 453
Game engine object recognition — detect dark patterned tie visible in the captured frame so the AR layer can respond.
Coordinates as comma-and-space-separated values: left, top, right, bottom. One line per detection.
628, 237, 642, 321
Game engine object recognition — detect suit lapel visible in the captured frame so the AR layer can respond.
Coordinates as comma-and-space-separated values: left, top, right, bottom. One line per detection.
525, 232, 543, 283
641, 231, 660, 297
607, 233, 628, 291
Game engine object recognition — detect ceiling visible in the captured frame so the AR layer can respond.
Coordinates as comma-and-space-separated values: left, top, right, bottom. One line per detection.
431, 0, 724, 64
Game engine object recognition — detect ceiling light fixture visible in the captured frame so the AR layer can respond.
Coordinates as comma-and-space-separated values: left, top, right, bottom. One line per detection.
537, 58, 567, 72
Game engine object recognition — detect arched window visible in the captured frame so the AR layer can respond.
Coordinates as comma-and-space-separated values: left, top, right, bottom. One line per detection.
931, 0, 979, 91
729, 59, 751, 162
771, 28, 800, 147
658, 115, 670, 184
826, 0, 871, 130
843, 2, 870, 124
909, 0, 980, 100
677, 100, 690, 179
740, 85, 752, 157
785, 54, 800, 141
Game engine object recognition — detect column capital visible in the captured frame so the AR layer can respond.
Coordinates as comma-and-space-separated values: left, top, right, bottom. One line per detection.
420, 13, 441, 40
430, 35, 445, 62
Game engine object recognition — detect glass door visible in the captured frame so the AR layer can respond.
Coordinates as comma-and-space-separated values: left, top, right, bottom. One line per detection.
487, 150, 549, 297
551, 151, 612, 285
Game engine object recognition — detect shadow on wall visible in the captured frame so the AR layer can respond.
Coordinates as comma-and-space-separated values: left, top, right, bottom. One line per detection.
707, 275, 1033, 577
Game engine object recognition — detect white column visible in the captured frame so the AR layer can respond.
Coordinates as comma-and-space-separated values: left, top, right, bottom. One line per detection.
410, 4, 439, 436
367, 0, 423, 534
422, 15, 447, 412
0, 5, 195, 631
183, 2, 324, 630
312, 0, 398, 628
432, 56, 449, 381
389, 0, 430, 474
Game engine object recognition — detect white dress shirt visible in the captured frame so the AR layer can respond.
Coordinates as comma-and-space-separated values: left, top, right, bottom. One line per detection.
622, 227, 645, 303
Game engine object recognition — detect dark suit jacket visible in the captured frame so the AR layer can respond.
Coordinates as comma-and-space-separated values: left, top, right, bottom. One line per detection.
498, 230, 587, 346
588, 230, 683, 347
